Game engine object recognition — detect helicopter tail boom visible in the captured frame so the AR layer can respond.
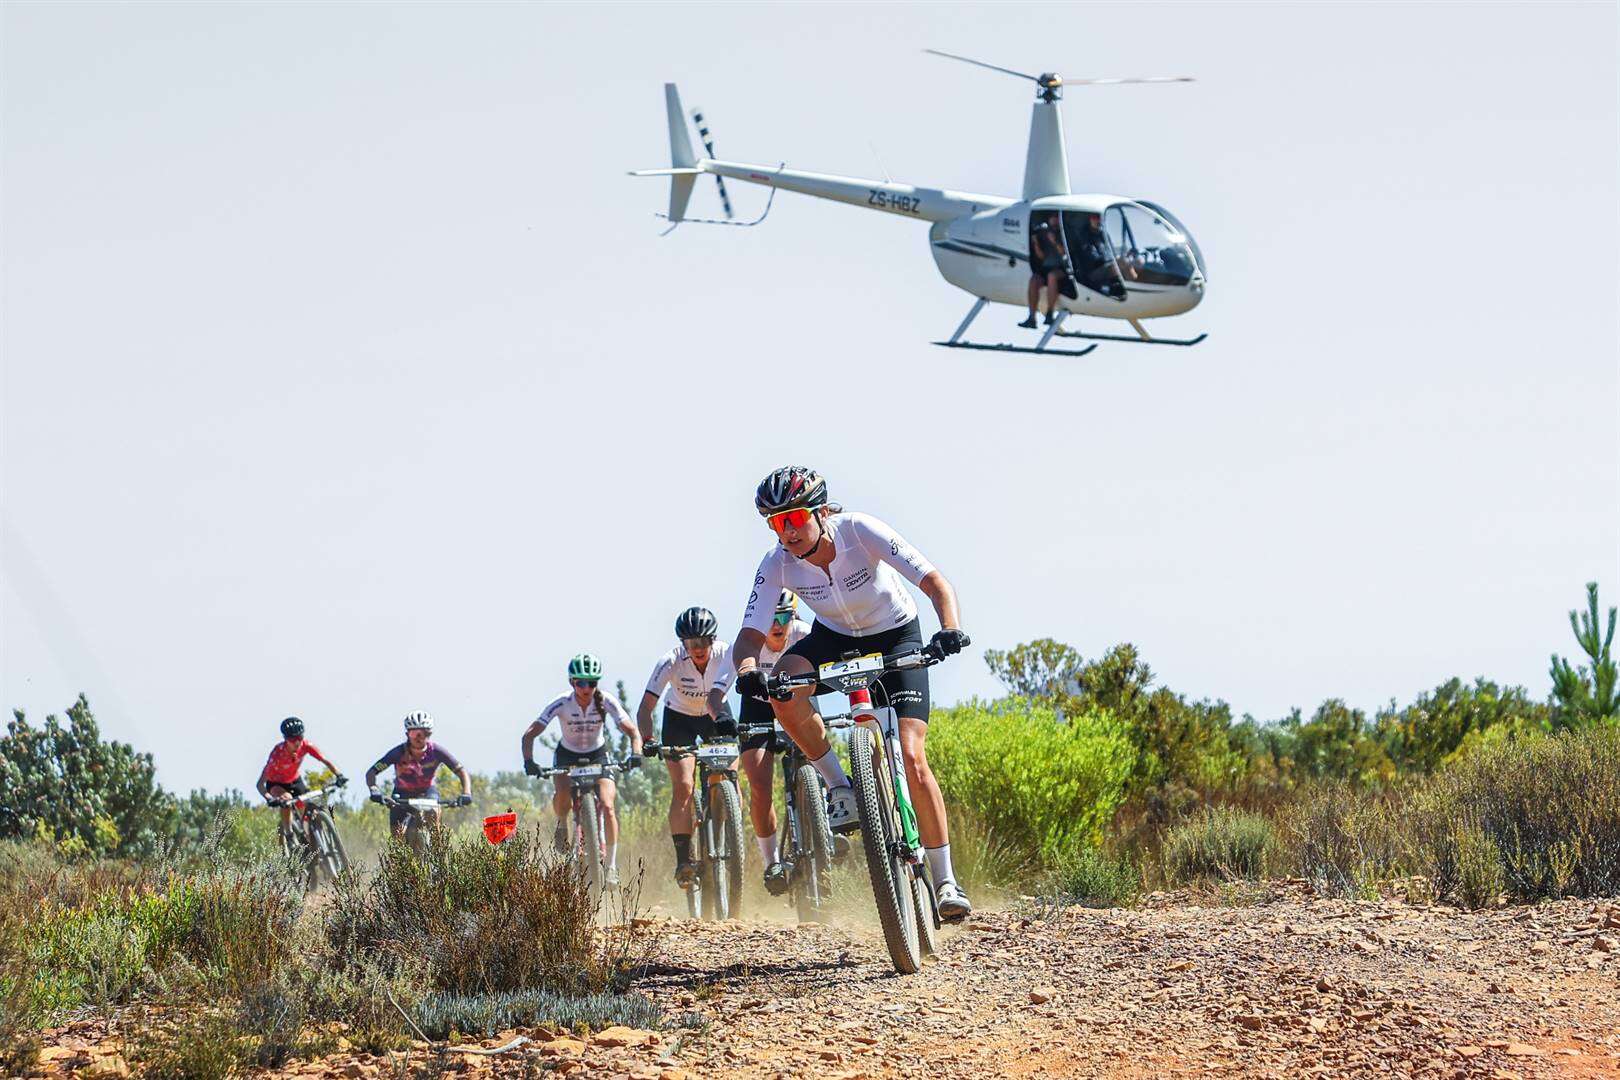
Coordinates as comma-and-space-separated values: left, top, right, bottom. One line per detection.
687, 159, 1006, 224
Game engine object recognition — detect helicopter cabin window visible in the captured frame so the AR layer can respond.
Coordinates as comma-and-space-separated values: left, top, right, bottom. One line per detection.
1058, 210, 1125, 299
1102, 203, 1200, 287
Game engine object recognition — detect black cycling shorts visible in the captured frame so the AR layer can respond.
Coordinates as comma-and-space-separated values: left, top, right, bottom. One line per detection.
660, 700, 735, 748
782, 616, 931, 722
552, 745, 610, 770
266, 778, 310, 799
738, 695, 779, 752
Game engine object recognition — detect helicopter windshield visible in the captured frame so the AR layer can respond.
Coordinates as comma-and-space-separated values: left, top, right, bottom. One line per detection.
1102, 202, 1200, 287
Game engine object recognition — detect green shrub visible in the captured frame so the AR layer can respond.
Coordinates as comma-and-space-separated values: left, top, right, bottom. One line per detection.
129, 1007, 246, 1080
1160, 807, 1276, 884
1449, 817, 1504, 910
325, 826, 647, 997
1278, 782, 1424, 898
926, 699, 1135, 863
1045, 844, 1140, 906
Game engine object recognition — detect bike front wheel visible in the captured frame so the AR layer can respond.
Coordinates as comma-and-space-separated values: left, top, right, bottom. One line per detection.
911, 865, 938, 959
710, 779, 745, 921
848, 725, 921, 974
314, 812, 349, 882
576, 791, 604, 910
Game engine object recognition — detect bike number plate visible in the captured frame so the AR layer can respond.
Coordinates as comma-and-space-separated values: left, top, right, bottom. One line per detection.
818, 652, 883, 693
568, 765, 606, 779
695, 745, 737, 765
406, 798, 439, 809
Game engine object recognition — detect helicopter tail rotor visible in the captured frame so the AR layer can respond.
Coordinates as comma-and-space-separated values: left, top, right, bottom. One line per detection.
691, 108, 734, 220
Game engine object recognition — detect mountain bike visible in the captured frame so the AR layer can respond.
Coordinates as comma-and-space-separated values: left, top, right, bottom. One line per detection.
270, 777, 349, 891
769, 643, 958, 973
656, 740, 745, 921
379, 793, 465, 856
546, 756, 638, 909
736, 720, 839, 923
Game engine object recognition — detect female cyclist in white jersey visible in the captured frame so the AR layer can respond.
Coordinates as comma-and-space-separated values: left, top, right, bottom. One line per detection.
637, 606, 738, 886
522, 652, 643, 884
739, 589, 813, 893
731, 465, 974, 921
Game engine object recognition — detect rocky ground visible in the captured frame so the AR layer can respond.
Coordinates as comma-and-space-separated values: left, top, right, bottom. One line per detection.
32, 886, 1620, 1079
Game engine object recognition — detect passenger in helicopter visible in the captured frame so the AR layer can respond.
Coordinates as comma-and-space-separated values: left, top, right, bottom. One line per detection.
1020, 218, 1070, 329
1072, 212, 1127, 300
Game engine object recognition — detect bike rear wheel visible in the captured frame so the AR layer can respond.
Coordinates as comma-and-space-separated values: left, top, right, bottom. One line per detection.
848, 725, 921, 974
314, 812, 349, 882
576, 791, 604, 910
792, 764, 831, 923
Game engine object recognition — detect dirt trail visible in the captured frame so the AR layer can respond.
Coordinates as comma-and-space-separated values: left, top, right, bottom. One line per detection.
33, 888, 1620, 1079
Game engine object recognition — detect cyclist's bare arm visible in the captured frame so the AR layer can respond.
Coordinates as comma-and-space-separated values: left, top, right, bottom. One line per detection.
919, 570, 962, 631
636, 692, 659, 743
453, 768, 473, 796
521, 719, 545, 767
311, 749, 341, 775
364, 764, 383, 789
616, 715, 644, 753
706, 687, 729, 722
732, 626, 767, 677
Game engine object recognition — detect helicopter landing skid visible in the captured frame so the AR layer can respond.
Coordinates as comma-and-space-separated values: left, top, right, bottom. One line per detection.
1055, 329, 1208, 347
933, 299, 1098, 357
933, 339, 1098, 357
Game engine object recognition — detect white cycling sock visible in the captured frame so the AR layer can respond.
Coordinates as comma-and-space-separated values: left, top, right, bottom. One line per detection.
757, 832, 777, 865
925, 844, 956, 887
606, 840, 618, 871
811, 747, 850, 789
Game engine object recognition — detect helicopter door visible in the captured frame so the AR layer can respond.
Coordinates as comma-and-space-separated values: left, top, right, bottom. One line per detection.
1028, 210, 1078, 300
1060, 211, 1126, 299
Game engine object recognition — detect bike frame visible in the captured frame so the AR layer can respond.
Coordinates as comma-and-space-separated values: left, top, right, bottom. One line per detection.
545, 759, 630, 847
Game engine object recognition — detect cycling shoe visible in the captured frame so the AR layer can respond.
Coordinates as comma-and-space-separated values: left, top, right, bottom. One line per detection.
936, 880, 973, 923
552, 819, 569, 854
826, 785, 860, 835
763, 860, 791, 896
674, 859, 699, 889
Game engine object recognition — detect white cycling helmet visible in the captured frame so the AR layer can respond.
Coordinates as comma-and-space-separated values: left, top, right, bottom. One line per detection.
403, 711, 434, 733
774, 589, 798, 616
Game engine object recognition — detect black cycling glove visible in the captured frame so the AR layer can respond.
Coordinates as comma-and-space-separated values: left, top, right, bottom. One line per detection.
626, 753, 643, 770
369, 791, 385, 805
736, 669, 770, 702
642, 740, 661, 759
523, 759, 541, 777
930, 628, 971, 657
714, 716, 739, 738
456, 794, 474, 807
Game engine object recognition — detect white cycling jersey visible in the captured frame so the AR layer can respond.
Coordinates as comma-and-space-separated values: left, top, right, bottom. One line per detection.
645, 640, 737, 717
741, 512, 936, 637
536, 690, 633, 754
757, 618, 812, 672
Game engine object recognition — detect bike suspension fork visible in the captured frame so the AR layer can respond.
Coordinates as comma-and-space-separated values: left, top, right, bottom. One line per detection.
849, 689, 923, 860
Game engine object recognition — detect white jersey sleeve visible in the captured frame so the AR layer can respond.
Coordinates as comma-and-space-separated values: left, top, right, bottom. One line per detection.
709, 640, 738, 695
644, 650, 677, 701
741, 549, 787, 634
535, 693, 570, 740
601, 692, 632, 730
848, 512, 936, 586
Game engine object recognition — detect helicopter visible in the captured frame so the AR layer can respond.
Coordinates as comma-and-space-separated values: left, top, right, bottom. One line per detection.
631, 50, 1208, 357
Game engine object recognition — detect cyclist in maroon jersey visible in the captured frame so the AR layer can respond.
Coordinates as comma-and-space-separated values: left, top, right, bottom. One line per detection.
256, 716, 346, 842
365, 711, 473, 838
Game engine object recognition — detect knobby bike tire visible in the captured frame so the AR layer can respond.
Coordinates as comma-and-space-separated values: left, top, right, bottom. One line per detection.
912, 865, 939, 958
301, 823, 324, 893
577, 791, 604, 910
316, 812, 349, 881
848, 725, 921, 974
699, 788, 722, 921
793, 764, 830, 923
715, 779, 745, 921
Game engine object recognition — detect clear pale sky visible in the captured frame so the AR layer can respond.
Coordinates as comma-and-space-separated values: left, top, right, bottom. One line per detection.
3, 2, 1616, 794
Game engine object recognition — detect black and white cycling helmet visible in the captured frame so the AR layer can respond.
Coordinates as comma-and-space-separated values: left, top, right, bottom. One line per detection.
755, 465, 828, 518
280, 716, 305, 738
402, 711, 434, 733
675, 606, 719, 640
774, 590, 798, 616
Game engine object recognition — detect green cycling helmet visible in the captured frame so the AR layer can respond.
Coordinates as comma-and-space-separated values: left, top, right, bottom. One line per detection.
567, 653, 603, 681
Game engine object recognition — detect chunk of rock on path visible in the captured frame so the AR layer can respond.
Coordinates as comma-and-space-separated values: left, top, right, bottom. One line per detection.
539, 1037, 588, 1056
1028, 987, 1056, 1005
1504, 1043, 1545, 1057
593, 1025, 657, 1048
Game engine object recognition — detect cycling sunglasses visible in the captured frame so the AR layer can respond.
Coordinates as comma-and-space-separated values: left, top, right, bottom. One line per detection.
771, 610, 795, 627
766, 507, 813, 535
571, 678, 600, 689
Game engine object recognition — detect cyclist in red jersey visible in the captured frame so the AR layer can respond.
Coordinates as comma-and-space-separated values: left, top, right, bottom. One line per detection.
256, 716, 346, 840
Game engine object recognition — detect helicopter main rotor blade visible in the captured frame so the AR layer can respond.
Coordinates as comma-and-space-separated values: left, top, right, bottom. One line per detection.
923, 48, 1039, 83
1065, 75, 1196, 85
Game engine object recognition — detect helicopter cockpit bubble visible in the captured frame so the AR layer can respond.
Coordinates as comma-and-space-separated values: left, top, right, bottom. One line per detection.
1102, 202, 1203, 288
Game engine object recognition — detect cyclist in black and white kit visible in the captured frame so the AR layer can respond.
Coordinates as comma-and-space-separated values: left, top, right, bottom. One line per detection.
636, 606, 739, 886
731, 466, 974, 921
740, 589, 813, 894
522, 653, 643, 886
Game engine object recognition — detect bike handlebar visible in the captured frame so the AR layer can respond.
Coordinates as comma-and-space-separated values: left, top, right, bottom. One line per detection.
544, 757, 640, 778
764, 643, 952, 696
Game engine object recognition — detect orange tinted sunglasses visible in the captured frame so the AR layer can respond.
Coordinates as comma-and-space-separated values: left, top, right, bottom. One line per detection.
766, 507, 813, 534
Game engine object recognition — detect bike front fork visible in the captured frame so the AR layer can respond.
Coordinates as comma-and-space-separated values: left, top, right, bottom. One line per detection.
853, 706, 923, 863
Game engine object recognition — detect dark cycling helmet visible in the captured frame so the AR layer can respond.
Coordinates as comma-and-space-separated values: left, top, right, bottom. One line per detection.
280, 716, 305, 738
755, 466, 828, 518
675, 606, 719, 640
